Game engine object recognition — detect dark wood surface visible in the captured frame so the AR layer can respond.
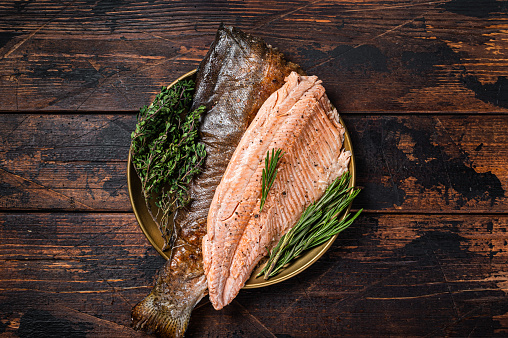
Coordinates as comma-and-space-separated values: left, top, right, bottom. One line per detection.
1, 1, 507, 337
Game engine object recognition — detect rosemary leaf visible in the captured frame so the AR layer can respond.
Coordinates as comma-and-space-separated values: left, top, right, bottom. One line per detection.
260, 148, 284, 212
258, 172, 362, 279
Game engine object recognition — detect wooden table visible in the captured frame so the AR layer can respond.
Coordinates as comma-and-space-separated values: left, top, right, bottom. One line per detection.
1, 1, 507, 337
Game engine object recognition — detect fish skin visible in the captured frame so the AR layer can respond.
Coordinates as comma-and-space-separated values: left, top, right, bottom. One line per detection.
131, 24, 301, 337
131, 238, 207, 338
204, 72, 351, 310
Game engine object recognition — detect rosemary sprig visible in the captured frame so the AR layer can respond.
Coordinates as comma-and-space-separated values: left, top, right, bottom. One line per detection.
260, 148, 285, 212
130, 79, 206, 250
258, 172, 362, 279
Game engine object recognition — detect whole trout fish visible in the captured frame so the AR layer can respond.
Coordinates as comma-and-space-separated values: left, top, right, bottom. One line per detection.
131, 24, 301, 337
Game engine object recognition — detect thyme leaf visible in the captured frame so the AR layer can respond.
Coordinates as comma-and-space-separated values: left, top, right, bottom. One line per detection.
130, 79, 206, 250
258, 172, 362, 279
260, 148, 285, 212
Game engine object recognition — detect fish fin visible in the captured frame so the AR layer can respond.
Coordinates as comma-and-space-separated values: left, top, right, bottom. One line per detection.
131, 290, 191, 338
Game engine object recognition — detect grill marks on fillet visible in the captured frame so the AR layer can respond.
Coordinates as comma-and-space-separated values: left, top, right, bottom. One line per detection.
205, 74, 318, 304
215, 76, 313, 225
204, 72, 351, 310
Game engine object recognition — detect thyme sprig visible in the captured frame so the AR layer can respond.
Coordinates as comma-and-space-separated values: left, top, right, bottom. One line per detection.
130, 79, 206, 250
258, 172, 362, 279
260, 148, 285, 212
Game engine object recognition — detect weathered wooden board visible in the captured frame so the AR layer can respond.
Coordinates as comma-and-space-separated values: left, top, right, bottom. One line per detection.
0, 1, 507, 337
0, 212, 161, 335
235, 213, 508, 337
0, 212, 506, 336
0, 114, 133, 211
348, 114, 508, 213
1, 114, 506, 212
0, 0, 507, 112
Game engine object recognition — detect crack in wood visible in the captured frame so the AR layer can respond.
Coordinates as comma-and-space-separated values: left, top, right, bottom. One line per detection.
251, 0, 324, 30
0, 0, 78, 60
230, 300, 278, 337
0, 166, 93, 210
308, 12, 432, 71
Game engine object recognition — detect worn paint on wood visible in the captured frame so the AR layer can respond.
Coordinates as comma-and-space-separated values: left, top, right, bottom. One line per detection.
0, 213, 506, 336
0, 0, 507, 112
0, 114, 134, 211
0, 0, 507, 336
1, 114, 506, 212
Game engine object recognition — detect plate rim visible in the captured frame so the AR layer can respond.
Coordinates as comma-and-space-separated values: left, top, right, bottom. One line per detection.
127, 69, 356, 288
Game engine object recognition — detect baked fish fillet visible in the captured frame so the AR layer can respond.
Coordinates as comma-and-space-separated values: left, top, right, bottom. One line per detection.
204, 71, 351, 310
131, 24, 300, 337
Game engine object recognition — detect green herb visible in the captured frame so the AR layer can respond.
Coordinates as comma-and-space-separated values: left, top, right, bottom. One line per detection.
130, 79, 206, 250
258, 172, 362, 279
260, 148, 285, 212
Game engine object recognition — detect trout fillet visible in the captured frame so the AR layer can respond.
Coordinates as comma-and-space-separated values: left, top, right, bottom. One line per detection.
204, 72, 351, 310
131, 24, 301, 337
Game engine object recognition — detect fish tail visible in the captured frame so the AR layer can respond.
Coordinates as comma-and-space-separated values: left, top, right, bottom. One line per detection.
131, 290, 191, 338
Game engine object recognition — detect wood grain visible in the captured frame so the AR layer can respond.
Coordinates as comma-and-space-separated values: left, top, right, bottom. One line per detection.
348, 114, 508, 213
0, 1, 507, 337
1, 114, 506, 212
1, 212, 506, 336
0, 213, 161, 334
0, 0, 507, 112
0, 114, 133, 211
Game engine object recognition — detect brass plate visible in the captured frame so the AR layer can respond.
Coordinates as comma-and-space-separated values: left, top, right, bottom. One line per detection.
127, 69, 356, 288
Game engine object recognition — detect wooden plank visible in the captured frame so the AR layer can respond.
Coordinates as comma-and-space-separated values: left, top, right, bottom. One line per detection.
1, 114, 506, 212
0, 2, 505, 338
192, 213, 508, 337
348, 114, 508, 213
0, 212, 506, 336
0, 0, 506, 112
0, 114, 133, 211
0, 212, 162, 334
